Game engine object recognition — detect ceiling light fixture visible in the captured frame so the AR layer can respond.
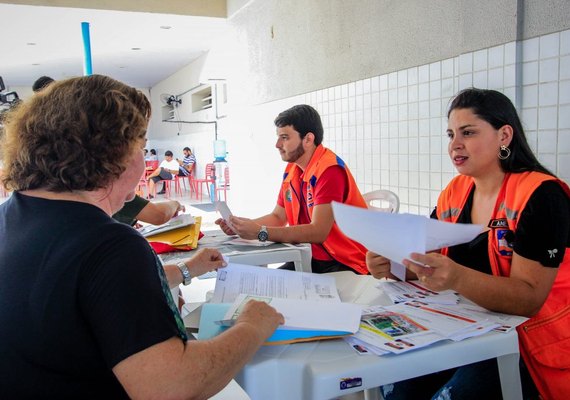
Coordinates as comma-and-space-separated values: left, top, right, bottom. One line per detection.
131, 47, 141, 51
160, 25, 172, 30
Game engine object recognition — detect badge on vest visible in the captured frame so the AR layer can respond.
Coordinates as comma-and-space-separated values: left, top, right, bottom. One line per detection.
285, 189, 292, 202
488, 218, 508, 228
496, 229, 514, 256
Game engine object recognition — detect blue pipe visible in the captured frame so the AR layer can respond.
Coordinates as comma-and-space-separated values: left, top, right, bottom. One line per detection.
81, 22, 93, 75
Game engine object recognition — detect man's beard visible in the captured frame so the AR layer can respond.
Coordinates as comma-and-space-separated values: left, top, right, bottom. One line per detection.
282, 142, 305, 163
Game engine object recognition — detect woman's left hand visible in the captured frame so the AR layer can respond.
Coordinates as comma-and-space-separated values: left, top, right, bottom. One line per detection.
403, 252, 462, 291
185, 248, 227, 277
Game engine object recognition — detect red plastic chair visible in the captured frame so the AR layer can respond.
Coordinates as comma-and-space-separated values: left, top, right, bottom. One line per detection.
194, 163, 215, 200
215, 167, 230, 201
136, 171, 150, 199
162, 175, 183, 198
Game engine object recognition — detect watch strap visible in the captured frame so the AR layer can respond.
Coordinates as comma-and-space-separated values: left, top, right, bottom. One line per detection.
176, 261, 192, 285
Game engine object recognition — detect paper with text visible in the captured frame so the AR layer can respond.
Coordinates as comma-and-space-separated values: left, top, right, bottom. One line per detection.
215, 201, 236, 232
332, 202, 483, 264
211, 263, 341, 303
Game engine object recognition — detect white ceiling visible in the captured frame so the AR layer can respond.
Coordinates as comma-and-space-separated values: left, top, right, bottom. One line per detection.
0, 3, 228, 89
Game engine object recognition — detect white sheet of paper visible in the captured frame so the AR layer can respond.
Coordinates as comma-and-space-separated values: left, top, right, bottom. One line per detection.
211, 263, 341, 303
332, 202, 483, 264
224, 294, 362, 333
215, 201, 236, 231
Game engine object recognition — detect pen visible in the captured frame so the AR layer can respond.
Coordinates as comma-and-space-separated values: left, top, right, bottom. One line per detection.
214, 319, 236, 327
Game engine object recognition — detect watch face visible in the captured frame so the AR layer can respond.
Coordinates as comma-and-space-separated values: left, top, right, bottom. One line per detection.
258, 230, 268, 242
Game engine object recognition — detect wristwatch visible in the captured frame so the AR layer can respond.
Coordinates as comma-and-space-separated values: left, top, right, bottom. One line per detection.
257, 225, 269, 242
176, 261, 192, 285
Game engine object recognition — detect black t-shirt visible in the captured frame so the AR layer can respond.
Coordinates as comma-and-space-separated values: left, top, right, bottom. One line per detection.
0, 192, 186, 399
112, 194, 149, 226
431, 181, 570, 274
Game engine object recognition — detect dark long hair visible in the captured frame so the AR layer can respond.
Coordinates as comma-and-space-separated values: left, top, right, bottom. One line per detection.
448, 88, 553, 176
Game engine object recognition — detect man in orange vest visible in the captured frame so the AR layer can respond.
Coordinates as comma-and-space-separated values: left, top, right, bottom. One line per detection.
216, 104, 368, 274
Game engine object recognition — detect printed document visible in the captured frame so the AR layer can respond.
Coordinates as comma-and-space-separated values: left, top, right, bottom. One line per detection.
332, 202, 483, 264
211, 263, 341, 303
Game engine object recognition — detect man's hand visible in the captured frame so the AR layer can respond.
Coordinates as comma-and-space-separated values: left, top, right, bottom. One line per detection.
215, 218, 237, 236
366, 251, 392, 279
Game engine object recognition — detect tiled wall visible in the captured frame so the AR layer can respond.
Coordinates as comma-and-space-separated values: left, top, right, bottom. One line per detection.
294, 29, 570, 216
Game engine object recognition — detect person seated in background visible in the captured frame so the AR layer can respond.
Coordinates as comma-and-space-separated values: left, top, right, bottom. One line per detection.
216, 104, 368, 275
32, 75, 54, 92
367, 88, 570, 400
143, 148, 149, 160
177, 146, 196, 177
146, 150, 179, 197
113, 194, 185, 227
147, 148, 158, 161
0, 74, 283, 399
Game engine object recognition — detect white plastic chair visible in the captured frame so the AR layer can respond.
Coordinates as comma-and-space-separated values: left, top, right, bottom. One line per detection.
362, 189, 400, 213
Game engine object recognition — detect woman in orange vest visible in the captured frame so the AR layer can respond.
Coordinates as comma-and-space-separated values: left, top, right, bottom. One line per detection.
368, 88, 570, 400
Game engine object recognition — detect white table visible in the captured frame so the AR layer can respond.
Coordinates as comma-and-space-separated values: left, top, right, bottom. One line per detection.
161, 230, 312, 272
234, 273, 523, 400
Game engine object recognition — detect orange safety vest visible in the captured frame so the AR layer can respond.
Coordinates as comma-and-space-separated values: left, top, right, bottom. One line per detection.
437, 172, 570, 400
281, 145, 368, 274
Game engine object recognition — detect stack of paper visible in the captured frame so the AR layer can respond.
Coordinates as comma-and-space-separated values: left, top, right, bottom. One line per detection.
145, 215, 202, 251
198, 263, 363, 345
380, 280, 460, 305
346, 300, 527, 356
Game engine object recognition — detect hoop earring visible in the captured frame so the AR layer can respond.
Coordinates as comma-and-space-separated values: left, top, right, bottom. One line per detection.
498, 145, 511, 160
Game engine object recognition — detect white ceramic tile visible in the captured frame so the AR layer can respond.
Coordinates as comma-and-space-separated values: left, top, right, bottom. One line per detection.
442, 78, 455, 98
398, 87, 408, 104
473, 70, 488, 88
558, 130, 570, 153
459, 73, 473, 90
419, 137, 430, 154
408, 119, 419, 136
379, 74, 388, 91
348, 82, 356, 97
363, 93, 372, 110
389, 72, 398, 89
389, 137, 399, 154
539, 58, 559, 83
419, 171, 430, 189
459, 53, 473, 74
380, 90, 389, 106
407, 67, 418, 85
473, 49, 488, 71
538, 106, 558, 130
503, 87, 517, 104
442, 58, 454, 78
488, 67, 504, 89
363, 78, 372, 94
430, 136, 442, 155
522, 85, 538, 108
398, 70, 407, 88
419, 101, 430, 120
560, 80, 570, 104
388, 88, 397, 105
371, 91, 380, 109
398, 104, 408, 120
521, 108, 538, 130
371, 76, 380, 92
408, 136, 419, 154
430, 80, 441, 99
540, 32, 560, 59
560, 56, 570, 80
558, 154, 570, 179
380, 106, 389, 122
408, 102, 419, 119
381, 169, 389, 184
430, 173, 442, 191
522, 61, 539, 85
522, 37, 539, 61
418, 82, 430, 101
419, 64, 430, 83
504, 64, 517, 87
561, 30, 570, 55
504, 41, 517, 65
430, 101, 442, 118
430, 155, 442, 172
538, 82, 558, 106
538, 130, 557, 153
430, 61, 441, 81
560, 104, 570, 129
389, 105, 398, 121
538, 153, 556, 172
408, 84, 418, 102
526, 130, 538, 154
488, 45, 504, 68
399, 156, 409, 173
341, 83, 349, 98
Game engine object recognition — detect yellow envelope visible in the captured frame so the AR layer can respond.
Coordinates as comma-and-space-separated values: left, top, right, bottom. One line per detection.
146, 216, 202, 250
